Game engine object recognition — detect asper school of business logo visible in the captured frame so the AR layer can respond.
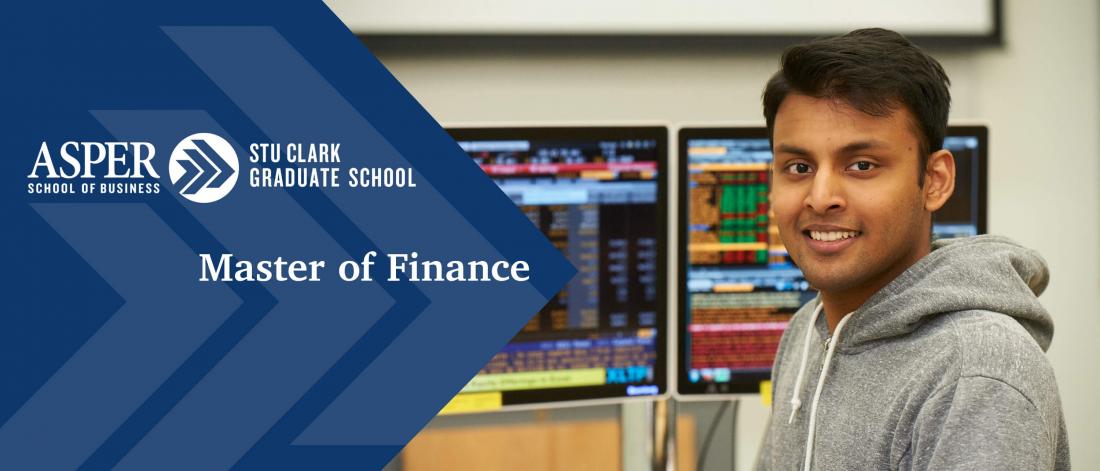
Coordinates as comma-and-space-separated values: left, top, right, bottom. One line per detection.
26, 132, 239, 203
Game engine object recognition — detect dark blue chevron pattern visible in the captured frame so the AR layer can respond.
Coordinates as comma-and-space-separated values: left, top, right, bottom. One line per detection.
3, 1, 576, 469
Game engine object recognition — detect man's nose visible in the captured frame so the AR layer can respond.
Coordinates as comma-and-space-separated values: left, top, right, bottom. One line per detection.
804, 170, 846, 214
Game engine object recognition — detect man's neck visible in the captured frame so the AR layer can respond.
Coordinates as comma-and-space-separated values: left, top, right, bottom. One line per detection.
819, 241, 933, 334
820, 289, 877, 334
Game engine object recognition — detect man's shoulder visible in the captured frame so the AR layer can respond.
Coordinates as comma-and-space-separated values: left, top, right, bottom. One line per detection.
916, 310, 1058, 402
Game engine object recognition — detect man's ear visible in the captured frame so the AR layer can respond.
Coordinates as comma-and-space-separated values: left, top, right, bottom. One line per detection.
923, 149, 956, 212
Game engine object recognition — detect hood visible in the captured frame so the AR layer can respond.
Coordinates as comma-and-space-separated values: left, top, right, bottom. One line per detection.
836, 234, 1052, 352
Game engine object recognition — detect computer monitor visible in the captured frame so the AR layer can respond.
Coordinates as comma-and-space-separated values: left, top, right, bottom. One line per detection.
677, 125, 987, 396
446, 125, 668, 410
936, 126, 988, 237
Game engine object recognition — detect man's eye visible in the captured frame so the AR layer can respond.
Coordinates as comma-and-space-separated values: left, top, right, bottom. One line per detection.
848, 161, 875, 171
785, 162, 812, 174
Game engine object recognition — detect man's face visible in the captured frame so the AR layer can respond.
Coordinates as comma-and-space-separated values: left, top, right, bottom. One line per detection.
770, 93, 931, 295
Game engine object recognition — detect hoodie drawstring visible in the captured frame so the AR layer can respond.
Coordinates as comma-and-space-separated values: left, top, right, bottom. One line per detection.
800, 309, 854, 471
787, 303, 824, 424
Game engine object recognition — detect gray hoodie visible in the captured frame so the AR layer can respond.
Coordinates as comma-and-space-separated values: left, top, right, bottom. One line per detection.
757, 235, 1069, 470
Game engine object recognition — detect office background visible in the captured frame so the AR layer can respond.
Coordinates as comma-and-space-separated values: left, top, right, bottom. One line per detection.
330, 0, 1099, 468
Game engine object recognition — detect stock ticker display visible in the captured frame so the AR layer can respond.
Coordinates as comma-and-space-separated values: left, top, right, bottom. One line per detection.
678, 126, 986, 395
446, 127, 667, 410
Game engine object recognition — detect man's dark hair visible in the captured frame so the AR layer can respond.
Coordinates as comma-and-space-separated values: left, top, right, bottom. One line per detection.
762, 28, 951, 186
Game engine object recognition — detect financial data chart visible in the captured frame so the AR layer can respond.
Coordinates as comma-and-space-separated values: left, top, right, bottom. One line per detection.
678, 126, 987, 395
447, 126, 667, 410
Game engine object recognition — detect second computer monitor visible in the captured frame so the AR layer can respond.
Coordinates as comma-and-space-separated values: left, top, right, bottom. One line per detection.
447, 126, 668, 410
677, 125, 987, 395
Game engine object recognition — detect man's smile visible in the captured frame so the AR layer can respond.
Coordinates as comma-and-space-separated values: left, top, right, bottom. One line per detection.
801, 225, 862, 255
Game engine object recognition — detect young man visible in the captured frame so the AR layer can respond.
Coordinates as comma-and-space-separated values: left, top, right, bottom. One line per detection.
756, 29, 1069, 470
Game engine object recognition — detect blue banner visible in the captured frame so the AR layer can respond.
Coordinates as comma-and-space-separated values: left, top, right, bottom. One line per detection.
1, 1, 575, 469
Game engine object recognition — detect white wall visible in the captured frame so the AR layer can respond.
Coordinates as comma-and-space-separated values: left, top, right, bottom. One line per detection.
356, 0, 1100, 468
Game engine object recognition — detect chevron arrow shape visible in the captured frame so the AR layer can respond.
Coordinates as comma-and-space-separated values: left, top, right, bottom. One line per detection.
182, 147, 217, 194
193, 138, 235, 189
0, 2, 569, 471
174, 154, 203, 195
4, 10, 571, 471
0, 203, 242, 471
91, 110, 405, 471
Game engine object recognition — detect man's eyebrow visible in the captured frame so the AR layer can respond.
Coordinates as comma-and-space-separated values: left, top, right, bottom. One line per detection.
775, 143, 811, 156
838, 139, 889, 154
775, 140, 891, 158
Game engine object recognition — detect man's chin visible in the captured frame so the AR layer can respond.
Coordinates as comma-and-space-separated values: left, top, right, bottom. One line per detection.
800, 267, 865, 294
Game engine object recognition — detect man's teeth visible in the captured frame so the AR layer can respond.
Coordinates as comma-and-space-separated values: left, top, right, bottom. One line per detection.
809, 230, 859, 242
